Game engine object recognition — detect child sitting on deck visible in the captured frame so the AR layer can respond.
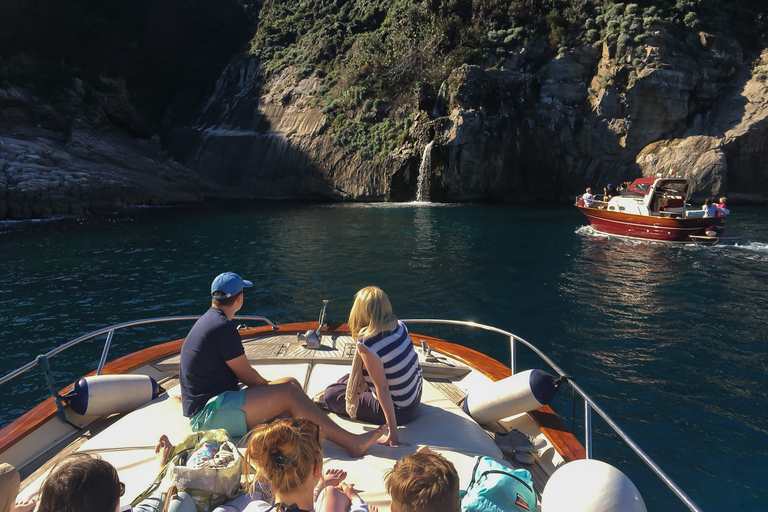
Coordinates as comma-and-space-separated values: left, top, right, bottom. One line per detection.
385, 447, 460, 512
241, 417, 376, 512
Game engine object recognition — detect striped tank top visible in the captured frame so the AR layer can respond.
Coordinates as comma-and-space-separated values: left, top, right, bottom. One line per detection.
361, 320, 423, 408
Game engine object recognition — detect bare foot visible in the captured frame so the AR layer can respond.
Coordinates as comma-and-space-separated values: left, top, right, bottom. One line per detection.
323, 468, 347, 487
347, 425, 388, 458
368, 506, 378, 512
12, 498, 36, 512
156, 435, 173, 466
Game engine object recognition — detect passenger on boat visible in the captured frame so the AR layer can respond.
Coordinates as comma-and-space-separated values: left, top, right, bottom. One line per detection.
702, 198, 729, 218
603, 183, 615, 201
323, 286, 423, 447
37, 453, 123, 512
716, 197, 730, 218
0, 464, 35, 512
385, 446, 460, 512
582, 187, 595, 207
179, 272, 385, 457
241, 418, 375, 512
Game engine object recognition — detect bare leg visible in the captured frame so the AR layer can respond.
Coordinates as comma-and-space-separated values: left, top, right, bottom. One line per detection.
316, 486, 351, 512
241, 382, 386, 457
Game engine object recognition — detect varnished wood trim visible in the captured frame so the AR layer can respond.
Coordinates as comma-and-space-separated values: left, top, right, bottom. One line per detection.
1, 322, 584, 463
410, 333, 586, 462
0, 322, 335, 453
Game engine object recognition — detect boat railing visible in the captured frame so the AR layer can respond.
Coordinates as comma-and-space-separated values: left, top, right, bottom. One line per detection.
1, 315, 700, 512
0, 316, 278, 387
401, 318, 702, 512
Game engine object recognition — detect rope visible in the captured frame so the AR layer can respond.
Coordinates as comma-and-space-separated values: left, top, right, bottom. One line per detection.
553, 374, 577, 434
36, 354, 79, 431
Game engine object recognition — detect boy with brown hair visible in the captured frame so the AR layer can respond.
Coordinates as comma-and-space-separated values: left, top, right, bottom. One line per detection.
385, 447, 460, 512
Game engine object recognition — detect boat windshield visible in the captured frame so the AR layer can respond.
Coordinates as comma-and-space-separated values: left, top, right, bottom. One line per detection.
625, 178, 656, 197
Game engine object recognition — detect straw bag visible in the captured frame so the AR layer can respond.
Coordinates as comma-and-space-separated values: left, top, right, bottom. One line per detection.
133, 429, 244, 512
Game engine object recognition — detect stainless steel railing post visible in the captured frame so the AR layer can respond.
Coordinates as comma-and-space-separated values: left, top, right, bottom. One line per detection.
96, 329, 115, 375
585, 401, 593, 459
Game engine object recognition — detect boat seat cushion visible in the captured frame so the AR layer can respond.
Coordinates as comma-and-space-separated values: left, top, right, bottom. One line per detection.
308, 363, 505, 510
18, 364, 310, 507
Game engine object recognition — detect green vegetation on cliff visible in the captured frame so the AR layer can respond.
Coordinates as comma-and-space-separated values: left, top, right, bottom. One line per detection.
250, 0, 767, 161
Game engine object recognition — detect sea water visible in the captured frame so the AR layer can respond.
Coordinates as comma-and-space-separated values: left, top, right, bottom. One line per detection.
1, 202, 767, 510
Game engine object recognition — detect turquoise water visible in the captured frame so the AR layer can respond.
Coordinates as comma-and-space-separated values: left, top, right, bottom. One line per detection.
2, 202, 767, 510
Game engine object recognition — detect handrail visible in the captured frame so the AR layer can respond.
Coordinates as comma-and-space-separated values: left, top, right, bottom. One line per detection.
0, 315, 278, 386
0, 315, 701, 511
400, 318, 703, 512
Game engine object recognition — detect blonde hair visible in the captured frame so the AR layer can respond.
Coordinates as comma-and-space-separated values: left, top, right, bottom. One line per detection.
385, 451, 460, 512
348, 286, 397, 340
243, 418, 322, 495
719, 197, 727, 204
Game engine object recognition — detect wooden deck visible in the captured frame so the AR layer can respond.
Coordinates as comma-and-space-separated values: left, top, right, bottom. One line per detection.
10, 321, 583, 510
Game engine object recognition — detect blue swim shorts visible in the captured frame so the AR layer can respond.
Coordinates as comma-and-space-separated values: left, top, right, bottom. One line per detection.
189, 389, 247, 437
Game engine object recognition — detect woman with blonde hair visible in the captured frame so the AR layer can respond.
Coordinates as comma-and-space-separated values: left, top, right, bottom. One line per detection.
241, 418, 372, 512
323, 286, 423, 447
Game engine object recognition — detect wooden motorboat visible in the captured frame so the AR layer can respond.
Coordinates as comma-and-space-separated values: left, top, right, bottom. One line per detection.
575, 177, 732, 243
0, 310, 703, 511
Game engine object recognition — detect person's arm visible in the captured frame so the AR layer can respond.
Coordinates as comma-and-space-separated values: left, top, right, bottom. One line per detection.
357, 342, 400, 446
225, 354, 269, 388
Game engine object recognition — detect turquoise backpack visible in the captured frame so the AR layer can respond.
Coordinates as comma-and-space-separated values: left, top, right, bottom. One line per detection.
461, 456, 537, 512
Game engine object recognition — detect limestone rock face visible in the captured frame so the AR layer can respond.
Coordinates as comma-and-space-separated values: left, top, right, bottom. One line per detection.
169, 29, 768, 206
0, 128, 207, 220
636, 136, 727, 200
167, 58, 414, 202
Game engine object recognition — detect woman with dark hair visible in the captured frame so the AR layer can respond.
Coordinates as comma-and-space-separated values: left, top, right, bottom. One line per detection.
38, 453, 123, 512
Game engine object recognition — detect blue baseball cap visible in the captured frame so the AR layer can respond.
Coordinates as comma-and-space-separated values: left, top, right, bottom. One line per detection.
211, 272, 253, 299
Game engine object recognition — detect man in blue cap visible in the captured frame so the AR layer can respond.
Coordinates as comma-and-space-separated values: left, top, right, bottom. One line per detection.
179, 272, 385, 456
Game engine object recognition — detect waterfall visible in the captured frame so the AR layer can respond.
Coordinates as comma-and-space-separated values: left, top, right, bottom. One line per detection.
431, 81, 447, 118
415, 141, 434, 202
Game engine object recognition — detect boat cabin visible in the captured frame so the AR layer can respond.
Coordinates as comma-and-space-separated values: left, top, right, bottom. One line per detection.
605, 178, 692, 217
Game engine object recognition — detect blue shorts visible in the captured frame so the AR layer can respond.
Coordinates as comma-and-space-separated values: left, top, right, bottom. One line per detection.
189, 389, 247, 437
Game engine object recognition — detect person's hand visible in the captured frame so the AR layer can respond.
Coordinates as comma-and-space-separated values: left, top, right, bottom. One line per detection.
378, 428, 406, 447
338, 482, 360, 501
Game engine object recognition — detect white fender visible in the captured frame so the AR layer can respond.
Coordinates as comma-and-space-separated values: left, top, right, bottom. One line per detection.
65, 374, 160, 416
542, 459, 647, 512
462, 369, 558, 424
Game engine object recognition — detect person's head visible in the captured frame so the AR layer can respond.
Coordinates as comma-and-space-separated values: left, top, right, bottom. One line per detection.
243, 418, 323, 496
719, 196, 727, 204
211, 272, 253, 309
607, 183, 613, 189
385, 451, 460, 512
586, 187, 592, 193
38, 454, 123, 512
348, 286, 397, 340
704, 197, 712, 206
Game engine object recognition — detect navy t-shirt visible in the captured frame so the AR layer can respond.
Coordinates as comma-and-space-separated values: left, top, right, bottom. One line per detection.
180, 307, 245, 417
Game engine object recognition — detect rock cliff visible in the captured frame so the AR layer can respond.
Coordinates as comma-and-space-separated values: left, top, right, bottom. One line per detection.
3, 1, 768, 220
168, 30, 768, 205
